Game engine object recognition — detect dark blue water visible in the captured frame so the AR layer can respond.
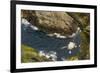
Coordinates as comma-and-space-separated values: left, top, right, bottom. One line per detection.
21, 24, 81, 61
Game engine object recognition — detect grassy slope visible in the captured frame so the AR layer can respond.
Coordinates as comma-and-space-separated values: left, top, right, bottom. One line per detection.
21, 44, 51, 63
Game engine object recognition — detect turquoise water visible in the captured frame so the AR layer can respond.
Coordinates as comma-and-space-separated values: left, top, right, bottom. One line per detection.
21, 23, 81, 61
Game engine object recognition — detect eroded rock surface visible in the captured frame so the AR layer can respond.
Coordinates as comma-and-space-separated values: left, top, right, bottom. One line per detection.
21, 10, 78, 36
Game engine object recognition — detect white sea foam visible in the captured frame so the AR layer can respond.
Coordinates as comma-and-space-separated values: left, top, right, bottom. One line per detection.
47, 33, 66, 38
47, 27, 82, 39
68, 33, 76, 38
68, 27, 81, 38
22, 18, 39, 31
39, 50, 57, 61
49, 51, 57, 55
61, 57, 66, 61
60, 46, 67, 49
79, 45, 80, 47
67, 42, 77, 50
30, 25, 39, 30
22, 18, 30, 26
48, 51, 57, 61
49, 54, 57, 61
45, 54, 51, 59
39, 51, 46, 57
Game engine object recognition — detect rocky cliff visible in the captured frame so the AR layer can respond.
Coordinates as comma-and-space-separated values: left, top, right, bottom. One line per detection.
21, 10, 78, 36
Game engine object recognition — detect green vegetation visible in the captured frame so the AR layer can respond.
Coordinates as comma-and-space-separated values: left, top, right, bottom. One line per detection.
67, 56, 79, 61
77, 13, 90, 60
66, 13, 90, 60
21, 44, 51, 63
75, 13, 90, 28
78, 31, 90, 60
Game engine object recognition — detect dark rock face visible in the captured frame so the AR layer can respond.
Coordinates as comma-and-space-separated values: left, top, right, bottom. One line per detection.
21, 10, 78, 36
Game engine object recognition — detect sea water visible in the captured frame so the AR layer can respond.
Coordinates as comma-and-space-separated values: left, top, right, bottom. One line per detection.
21, 19, 81, 61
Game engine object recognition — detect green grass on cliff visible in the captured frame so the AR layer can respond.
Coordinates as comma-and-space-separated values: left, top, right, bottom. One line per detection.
21, 44, 51, 63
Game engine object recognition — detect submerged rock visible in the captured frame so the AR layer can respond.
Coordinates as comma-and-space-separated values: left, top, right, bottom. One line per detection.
21, 10, 78, 36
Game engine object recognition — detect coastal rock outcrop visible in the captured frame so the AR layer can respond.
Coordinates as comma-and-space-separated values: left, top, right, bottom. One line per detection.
21, 10, 78, 36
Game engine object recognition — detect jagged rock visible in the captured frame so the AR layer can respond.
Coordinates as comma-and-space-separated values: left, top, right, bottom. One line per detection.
21, 10, 78, 36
